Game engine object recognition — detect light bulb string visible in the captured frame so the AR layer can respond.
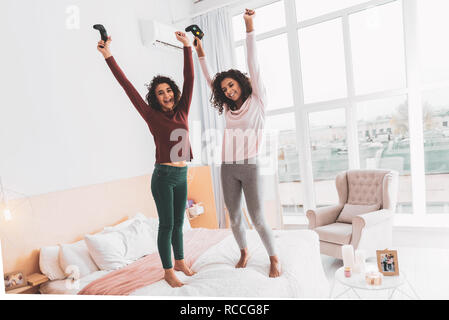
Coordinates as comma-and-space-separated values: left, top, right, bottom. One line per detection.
0, 178, 34, 219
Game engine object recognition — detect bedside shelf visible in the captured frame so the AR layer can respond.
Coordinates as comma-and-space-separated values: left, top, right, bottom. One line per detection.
5, 273, 49, 294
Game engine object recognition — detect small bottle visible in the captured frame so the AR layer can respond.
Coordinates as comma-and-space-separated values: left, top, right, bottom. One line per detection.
344, 266, 352, 278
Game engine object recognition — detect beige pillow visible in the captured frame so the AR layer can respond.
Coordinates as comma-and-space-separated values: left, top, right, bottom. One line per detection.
337, 203, 381, 224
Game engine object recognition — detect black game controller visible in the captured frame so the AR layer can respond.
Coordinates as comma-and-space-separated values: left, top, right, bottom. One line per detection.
185, 24, 204, 46
93, 24, 108, 48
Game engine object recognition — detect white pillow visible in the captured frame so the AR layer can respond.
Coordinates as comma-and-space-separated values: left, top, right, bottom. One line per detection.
144, 214, 191, 236
183, 212, 192, 232
145, 217, 159, 243
84, 231, 129, 270
39, 246, 66, 280
85, 219, 158, 270
103, 212, 147, 233
59, 240, 99, 280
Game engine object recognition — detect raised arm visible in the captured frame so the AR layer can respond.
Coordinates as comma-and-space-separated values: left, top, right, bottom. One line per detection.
193, 37, 213, 88
244, 9, 266, 103
175, 31, 194, 115
97, 37, 152, 123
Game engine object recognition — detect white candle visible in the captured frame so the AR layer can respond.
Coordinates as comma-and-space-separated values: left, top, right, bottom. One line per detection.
354, 250, 366, 273
342, 245, 355, 268
0, 240, 5, 295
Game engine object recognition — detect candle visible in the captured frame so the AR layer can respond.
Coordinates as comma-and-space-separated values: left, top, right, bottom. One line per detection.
342, 245, 355, 268
344, 267, 352, 278
0, 239, 4, 294
365, 271, 383, 286
353, 250, 366, 273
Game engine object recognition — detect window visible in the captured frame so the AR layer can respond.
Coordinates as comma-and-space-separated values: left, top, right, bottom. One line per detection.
357, 95, 412, 213
349, 1, 406, 95
422, 88, 449, 214
256, 34, 294, 110
417, 0, 449, 214
417, 0, 449, 85
295, 0, 369, 21
309, 108, 348, 207
298, 18, 347, 103
266, 113, 305, 216
232, 1, 286, 41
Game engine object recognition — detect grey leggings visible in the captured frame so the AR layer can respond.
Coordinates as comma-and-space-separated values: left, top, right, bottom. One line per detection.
221, 161, 277, 256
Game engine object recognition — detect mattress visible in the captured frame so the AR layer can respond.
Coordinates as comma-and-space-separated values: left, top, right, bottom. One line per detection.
40, 229, 329, 298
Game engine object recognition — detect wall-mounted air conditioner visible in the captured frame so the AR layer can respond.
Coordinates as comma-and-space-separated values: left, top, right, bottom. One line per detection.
139, 20, 189, 50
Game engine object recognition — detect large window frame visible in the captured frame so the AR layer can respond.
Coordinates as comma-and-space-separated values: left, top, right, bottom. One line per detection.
228, 0, 449, 226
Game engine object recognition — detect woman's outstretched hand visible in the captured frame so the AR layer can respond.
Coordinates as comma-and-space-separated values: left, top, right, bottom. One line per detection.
97, 36, 112, 59
175, 31, 190, 47
193, 36, 205, 57
244, 8, 255, 32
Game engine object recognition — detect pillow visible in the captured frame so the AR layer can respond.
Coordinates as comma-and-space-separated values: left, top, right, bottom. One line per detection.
39, 246, 66, 280
183, 212, 192, 232
59, 240, 99, 280
84, 231, 129, 270
336, 203, 381, 224
85, 219, 158, 270
103, 212, 147, 233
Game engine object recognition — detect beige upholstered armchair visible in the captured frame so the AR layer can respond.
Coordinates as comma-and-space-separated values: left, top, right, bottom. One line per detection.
306, 169, 399, 259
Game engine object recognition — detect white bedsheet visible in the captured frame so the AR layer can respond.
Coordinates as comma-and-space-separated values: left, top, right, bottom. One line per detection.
40, 229, 329, 298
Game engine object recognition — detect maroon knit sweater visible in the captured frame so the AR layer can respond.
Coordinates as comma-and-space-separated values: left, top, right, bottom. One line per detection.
105, 47, 194, 163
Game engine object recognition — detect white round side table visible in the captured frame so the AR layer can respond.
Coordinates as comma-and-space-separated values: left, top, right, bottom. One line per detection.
330, 266, 420, 300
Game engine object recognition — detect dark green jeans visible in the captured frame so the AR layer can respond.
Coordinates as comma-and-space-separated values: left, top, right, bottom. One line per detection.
151, 164, 188, 269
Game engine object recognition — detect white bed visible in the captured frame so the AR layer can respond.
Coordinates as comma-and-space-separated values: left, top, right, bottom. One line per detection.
40, 229, 329, 298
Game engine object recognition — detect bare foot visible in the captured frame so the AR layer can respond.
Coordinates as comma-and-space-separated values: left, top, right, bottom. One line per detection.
269, 256, 281, 278
164, 268, 184, 287
236, 248, 249, 268
174, 259, 196, 276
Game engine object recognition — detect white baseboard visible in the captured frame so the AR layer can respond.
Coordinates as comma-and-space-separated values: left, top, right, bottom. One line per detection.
282, 224, 449, 250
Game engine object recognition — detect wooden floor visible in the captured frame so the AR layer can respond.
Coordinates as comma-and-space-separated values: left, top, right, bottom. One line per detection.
322, 247, 449, 300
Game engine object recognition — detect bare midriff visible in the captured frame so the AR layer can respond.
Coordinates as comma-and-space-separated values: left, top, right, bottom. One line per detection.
161, 161, 187, 167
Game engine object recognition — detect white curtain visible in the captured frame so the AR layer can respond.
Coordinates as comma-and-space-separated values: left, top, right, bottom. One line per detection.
193, 8, 234, 228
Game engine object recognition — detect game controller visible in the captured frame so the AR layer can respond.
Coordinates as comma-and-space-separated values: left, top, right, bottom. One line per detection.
93, 24, 108, 48
185, 24, 204, 46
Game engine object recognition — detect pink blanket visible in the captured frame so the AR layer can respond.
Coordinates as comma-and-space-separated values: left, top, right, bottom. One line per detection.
78, 228, 231, 295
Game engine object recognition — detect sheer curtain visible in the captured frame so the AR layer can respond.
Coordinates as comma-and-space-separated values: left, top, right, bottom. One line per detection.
193, 8, 234, 228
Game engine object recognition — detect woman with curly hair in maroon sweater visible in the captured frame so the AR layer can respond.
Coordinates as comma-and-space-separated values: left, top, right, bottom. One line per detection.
97, 32, 194, 288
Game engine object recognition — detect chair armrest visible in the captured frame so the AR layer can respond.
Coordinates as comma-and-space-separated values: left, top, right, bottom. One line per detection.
351, 209, 394, 248
352, 209, 393, 229
306, 205, 344, 229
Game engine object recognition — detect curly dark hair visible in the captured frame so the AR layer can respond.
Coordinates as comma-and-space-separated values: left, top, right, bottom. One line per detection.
146, 75, 181, 112
210, 69, 252, 115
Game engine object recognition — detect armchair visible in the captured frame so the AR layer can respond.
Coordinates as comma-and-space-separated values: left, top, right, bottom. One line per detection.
306, 169, 398, 259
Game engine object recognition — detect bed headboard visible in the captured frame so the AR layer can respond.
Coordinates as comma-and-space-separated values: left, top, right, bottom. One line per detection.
0, 174, 158, 276
0, 166, 219, 277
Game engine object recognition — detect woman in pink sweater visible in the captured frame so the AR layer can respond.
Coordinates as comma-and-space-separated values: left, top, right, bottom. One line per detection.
194, 9, 281, 277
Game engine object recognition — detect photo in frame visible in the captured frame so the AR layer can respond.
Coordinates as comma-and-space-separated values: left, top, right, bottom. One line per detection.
376, 249, 399, 276
4, 271, 27, 291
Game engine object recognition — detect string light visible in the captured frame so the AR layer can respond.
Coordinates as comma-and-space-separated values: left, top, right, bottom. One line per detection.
0, 177, 12, 221
3, 209, 12, 221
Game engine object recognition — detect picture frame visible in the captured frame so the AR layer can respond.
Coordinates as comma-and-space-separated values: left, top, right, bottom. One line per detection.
376, 249, 399, 276
4, 271, 27, 291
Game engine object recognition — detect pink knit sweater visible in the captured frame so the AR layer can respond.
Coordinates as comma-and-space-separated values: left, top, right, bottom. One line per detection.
199, 31, 267, 162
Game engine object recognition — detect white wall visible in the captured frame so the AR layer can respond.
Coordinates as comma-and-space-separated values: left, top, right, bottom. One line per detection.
0, 0, 199, 197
